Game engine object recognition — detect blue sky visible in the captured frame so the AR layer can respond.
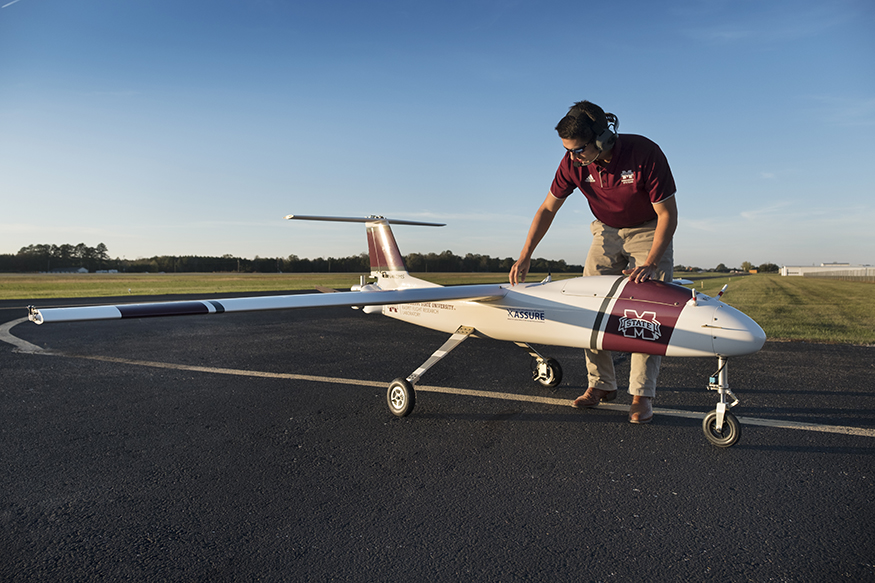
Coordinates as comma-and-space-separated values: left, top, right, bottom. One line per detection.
2, 0, 873, 269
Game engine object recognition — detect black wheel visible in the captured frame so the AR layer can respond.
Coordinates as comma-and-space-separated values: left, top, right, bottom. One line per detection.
532, 357, 563, 389
387, 378, 415, 417
702, 410, 741, 447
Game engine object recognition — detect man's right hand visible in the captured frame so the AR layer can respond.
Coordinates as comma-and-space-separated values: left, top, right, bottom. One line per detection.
509, 258, 530, 286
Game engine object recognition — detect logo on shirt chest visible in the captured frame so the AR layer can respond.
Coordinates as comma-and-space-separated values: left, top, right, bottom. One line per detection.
621, 170, 635, 185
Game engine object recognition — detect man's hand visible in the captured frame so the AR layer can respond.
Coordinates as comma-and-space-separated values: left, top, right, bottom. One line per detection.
509, 258, 530, 286
511, 193, 564, 287
623, 264, 657, 283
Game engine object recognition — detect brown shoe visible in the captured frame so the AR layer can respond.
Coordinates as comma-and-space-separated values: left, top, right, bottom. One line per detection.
629, 396, 653, 424
572, 387, 617, 409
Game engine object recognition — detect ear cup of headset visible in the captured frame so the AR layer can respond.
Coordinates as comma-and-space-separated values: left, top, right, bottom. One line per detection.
593, 127, 616, 151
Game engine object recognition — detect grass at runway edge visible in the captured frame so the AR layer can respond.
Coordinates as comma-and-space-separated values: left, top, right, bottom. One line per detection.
1, 272, 872, 345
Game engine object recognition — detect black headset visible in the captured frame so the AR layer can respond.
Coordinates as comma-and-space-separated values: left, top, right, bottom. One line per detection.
567, 108, 618, 152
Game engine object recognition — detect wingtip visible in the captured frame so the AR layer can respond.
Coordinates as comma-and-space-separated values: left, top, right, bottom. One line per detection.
27, 306, 44, 325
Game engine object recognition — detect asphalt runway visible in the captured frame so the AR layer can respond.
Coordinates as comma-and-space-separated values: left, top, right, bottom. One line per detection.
1, 295, 873, 581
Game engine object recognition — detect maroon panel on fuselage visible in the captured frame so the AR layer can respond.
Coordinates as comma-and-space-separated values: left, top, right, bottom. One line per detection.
601, 281, 690, 355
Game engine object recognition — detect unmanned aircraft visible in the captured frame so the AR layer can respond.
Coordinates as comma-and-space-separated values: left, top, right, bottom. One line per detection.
27, 216, 766, 447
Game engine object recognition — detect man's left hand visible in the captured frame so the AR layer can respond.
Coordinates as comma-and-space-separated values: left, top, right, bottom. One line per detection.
623, 264, 657, 283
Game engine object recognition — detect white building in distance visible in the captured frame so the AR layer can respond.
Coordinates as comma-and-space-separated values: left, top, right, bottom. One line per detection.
781, 263, 874, 277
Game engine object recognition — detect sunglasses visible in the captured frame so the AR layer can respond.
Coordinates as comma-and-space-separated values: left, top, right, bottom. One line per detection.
565, 141, 593, 157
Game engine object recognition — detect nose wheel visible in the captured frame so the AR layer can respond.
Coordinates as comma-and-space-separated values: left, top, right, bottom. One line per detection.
703, 356, 741, 447
703, 409, 740, 447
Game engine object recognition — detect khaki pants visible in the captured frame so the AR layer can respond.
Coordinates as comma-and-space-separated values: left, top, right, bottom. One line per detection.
583, 219, 673, 398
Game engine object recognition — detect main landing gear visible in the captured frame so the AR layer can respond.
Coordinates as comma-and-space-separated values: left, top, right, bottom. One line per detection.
386, 325, 474, 417
386, 327, 562, 417
515, 342, 563, 389
386, 333, 743, 448
702, 356, 741, 447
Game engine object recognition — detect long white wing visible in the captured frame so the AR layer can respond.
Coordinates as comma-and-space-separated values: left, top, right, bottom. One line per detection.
27, 284, 507, 324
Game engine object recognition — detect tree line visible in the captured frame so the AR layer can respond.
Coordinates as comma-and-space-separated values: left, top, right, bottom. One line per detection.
1, 242, 781, 274
0, 243, 583, 274
675, 262, 781, 273
3, 243, 112, 272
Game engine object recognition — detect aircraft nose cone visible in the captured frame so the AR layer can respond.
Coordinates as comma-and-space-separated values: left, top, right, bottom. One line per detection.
711, 304, 767, 356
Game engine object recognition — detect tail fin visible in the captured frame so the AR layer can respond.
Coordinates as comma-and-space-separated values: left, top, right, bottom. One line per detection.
366, 219, 407, 274
284, 214, 444, 281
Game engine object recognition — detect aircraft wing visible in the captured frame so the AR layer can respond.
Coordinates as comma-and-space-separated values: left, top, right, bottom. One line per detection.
27, 284, 507, 325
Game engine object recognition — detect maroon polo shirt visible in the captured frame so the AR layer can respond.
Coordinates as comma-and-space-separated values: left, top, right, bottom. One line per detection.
550, 134, 676, 229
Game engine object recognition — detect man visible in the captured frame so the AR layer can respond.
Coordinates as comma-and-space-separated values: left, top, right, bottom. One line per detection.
509, 100, 678, 424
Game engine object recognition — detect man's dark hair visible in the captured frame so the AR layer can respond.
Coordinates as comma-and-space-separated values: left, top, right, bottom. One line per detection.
555, 100, 617, 141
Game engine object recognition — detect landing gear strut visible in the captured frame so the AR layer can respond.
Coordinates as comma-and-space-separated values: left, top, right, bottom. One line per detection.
386, 326, 474, 417
385, 330, 565, 417
703, 356, 741, 447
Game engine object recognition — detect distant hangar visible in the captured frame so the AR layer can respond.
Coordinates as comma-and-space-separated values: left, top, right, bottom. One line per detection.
781, 263, 874, 279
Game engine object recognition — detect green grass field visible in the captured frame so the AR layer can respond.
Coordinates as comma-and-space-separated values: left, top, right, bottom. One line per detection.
0, 272, 372, 299
677, 273, 874, 345
2, 272, 872, 345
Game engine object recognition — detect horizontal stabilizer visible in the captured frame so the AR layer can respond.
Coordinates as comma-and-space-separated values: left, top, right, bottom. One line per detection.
28, 284, 507, 324
284, 214, 445, 227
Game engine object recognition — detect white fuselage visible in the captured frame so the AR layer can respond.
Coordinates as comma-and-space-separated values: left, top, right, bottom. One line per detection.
378, 274, 765, 358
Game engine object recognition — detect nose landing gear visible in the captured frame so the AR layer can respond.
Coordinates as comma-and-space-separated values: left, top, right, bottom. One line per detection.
703, 356, 741, 447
